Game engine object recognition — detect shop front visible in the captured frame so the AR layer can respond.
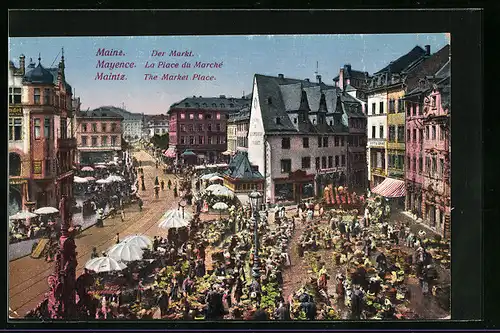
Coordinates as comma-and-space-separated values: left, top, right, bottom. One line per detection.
315, 168, 347, 198
273, 170, 315, 204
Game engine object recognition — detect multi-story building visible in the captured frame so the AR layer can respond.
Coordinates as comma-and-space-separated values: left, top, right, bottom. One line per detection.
95, 106, 143, 142
227, 107, 251, 154
143, 114, 169, 139
8, 54, 78, 212
247, 73, 364, 204
334, 64, 371, 102
166, 95, 251, 163
226, 117, 237, 154
76, 108, 123, 165
404, 45, 450, 219
367, 45, 428, 194
419, 62, 450, 237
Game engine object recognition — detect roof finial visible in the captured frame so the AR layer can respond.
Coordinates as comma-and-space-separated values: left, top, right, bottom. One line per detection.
61, 47, 64, 60
38, 53, 41, 64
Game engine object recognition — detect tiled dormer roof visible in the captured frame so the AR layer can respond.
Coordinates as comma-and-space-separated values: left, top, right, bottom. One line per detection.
253, 74, 362, 134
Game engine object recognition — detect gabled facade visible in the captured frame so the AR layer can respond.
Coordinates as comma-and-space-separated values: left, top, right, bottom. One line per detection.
247, 73, 364, 204
95, 106, 143, 142
404, 45, 451, 221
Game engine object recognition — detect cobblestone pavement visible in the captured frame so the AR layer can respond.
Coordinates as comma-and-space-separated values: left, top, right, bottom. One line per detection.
8, 150, 183, 317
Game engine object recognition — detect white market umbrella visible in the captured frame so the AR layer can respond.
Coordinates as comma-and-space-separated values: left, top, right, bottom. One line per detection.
96, 179, 110, 184
122, 235, 152, 249
194, 165, 206, 170
73, 176, 89, 184
212, 202, 228, 218
9, 211, 38, 220
211, 186, 235, 198
216, 163, 228, 168
200, 173, 218, 180
107, 161, 118, 166
206, 164, 217, 168
81, 166, 94, 172
209, 176, 224, 182
158, 209, 192, 229
107, 242, 144, 262
106, 175, 124, 183
205, 184, 226, 192
95, 165, 107, 169
85, 176, 96, 181
85, 257, 127, 273
34, 206, 59, 215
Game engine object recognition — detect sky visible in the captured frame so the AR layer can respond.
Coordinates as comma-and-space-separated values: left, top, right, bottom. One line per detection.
9, 34, 449, 115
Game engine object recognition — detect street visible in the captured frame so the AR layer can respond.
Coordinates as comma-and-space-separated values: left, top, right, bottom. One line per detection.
8, 150, 180, 317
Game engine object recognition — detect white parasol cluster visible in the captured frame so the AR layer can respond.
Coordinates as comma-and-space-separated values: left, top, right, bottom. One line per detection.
9, 211, 38, 220
158, 209, 192, 229
85, 257, 127, 273
73, 176, 88, 184
121, 235, 152, 249
34, 206, 59, 215
107, 242, 144, 262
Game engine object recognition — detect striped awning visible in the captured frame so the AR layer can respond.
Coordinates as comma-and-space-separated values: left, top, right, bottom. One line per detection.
163, 147, 176, 158
371, 178, 406, 198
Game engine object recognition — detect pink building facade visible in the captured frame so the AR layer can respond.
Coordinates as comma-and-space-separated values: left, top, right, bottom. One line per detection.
405, 61, 450, 238
421, 76, 451, 238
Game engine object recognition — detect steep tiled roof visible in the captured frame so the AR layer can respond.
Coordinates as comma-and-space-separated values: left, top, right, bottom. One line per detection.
254, 74, 361, 134
24, 63, 54, 84
375, 46, 426, 74
225, 151, 263, 180
405, 45, 450, 92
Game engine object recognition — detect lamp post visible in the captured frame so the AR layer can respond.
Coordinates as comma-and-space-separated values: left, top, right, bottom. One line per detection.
248, 190, 263, 280
178, 200, 187, 219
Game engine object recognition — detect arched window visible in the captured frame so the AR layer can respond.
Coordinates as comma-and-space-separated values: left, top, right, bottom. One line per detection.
9, 152, 21, 176
220, 104, 225, 108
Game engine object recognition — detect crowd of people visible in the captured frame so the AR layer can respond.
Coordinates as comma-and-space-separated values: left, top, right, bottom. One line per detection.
23, 147, 450, 321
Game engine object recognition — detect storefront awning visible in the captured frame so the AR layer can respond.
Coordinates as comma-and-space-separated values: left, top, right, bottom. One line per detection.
163, 148, 176, 158
371, 178, 406, 198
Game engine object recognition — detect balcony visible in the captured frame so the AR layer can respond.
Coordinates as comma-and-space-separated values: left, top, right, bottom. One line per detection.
387, 141, 405, 150
58, 137, 77, 149
371, 167, 387, 177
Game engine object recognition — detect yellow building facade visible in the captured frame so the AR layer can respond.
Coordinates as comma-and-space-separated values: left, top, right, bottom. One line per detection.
386, 88, 406, 180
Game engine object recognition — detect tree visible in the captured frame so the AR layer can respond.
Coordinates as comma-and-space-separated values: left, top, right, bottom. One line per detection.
150, 133, 169, 149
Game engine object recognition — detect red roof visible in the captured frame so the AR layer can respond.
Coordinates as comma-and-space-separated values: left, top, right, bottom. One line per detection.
371, 178, 406, 198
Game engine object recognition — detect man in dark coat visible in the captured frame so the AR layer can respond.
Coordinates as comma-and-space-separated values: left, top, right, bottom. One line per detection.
274, 301, 291, 321
338, 221, 346, 238
351, 286, 364, 319
205, 286, 225, 320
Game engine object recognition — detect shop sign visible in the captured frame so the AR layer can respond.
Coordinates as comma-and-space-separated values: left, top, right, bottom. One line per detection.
9, 106, 22, 116
33, 161, 42, 174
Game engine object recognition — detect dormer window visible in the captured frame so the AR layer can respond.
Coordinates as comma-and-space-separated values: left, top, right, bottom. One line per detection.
312, 118, 316, 125
267, 97, 272, 104
212, 103, 217, 107
185, 103, 190, 107
220, 104, 225, 108
276, 117, 281, 125
202, 103, 207, 107
229, 103, 234, 108
195, 103, 200, 108
293, 117, 297, 124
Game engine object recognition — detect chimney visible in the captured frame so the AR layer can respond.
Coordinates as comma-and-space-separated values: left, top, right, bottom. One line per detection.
19, 54, 25, 75
339, 68, 344, 90
345, 64, 351, 73
278, 73, 284, 79
425, 45, 431, 56
304, 78, 310, 82
316, 74, 322, 84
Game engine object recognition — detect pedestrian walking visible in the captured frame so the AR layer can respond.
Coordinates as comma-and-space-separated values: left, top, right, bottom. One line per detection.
161, 179, 165, 191
168, 179, 172, 190
115, 233, 120, 244
120, 209, 125, 222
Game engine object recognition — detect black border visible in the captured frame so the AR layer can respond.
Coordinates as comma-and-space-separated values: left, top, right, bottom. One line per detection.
6, 8, 484, 331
